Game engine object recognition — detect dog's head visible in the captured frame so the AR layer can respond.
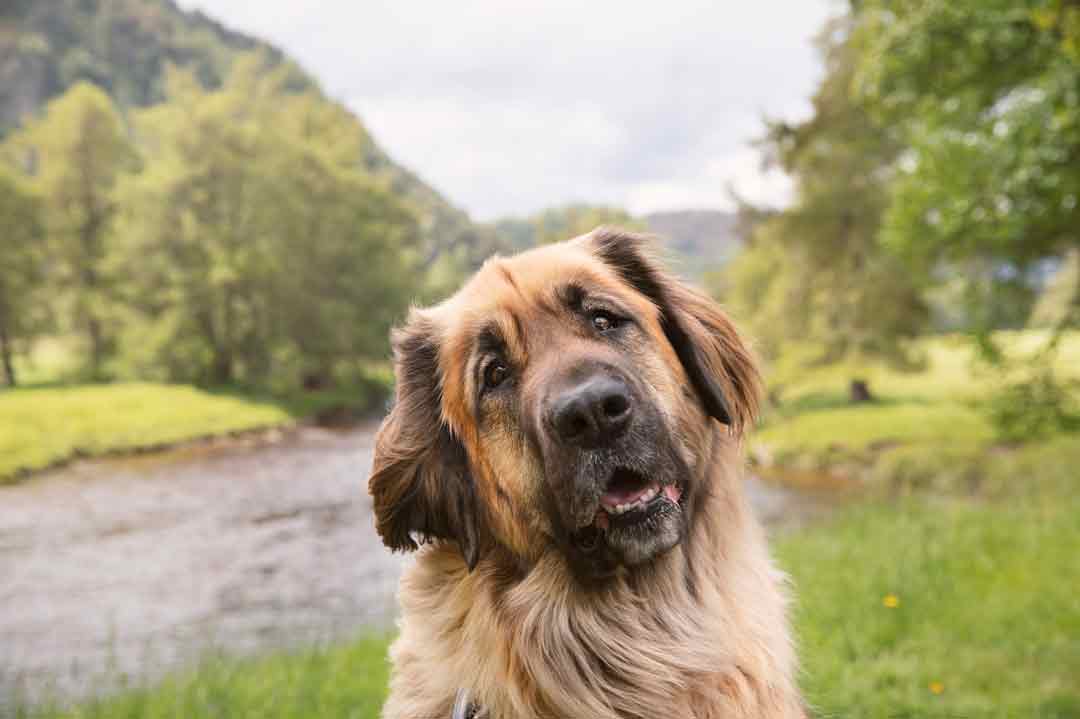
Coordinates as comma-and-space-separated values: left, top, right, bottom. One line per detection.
369, 228, 760, 581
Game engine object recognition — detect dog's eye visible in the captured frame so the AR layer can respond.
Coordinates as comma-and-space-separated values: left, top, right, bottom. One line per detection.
483, 360, 510, 390
590, 310, 621, 333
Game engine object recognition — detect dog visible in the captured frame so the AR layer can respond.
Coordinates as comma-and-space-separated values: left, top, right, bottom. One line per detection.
369, 228, 804, 718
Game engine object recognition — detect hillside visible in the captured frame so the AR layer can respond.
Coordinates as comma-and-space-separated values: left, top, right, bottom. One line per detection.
642, 209, 739, 274
0, 0, 498, 269
489, 206, 740, 279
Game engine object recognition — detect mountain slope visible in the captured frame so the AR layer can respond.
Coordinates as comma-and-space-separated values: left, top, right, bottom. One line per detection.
642, 209, 739, 272
0, 0, 498, 268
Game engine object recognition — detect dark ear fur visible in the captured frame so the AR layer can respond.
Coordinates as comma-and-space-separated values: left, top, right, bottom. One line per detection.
368, 312, 485, 569
586, 226, 762, 434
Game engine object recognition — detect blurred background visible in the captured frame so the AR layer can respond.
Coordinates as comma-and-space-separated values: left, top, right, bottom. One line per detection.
1, 0, 1078, 717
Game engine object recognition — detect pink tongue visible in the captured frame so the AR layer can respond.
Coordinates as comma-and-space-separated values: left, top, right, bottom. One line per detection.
663, 484, 681, 502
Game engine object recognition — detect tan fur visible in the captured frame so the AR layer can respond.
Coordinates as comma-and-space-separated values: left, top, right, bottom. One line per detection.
371, 229, 804, 718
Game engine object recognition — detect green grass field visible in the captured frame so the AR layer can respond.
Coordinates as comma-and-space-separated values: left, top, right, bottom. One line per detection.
0, 336, 394, 483
0, 381, 389, 483
754, 332, 1080, 490
0, 383, 291, 481
787, 498, 1080, 718
13, 636, 393, 719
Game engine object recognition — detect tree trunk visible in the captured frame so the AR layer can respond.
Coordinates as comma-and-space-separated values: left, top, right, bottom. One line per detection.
87, 315, 105, 380
0, 320, 15, 388
211, 348, 233, 385
850, 379, 874, 403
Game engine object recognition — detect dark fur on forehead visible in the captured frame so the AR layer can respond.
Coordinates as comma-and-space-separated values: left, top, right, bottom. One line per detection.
583, 226, 761, 433
369, 311, 486, 569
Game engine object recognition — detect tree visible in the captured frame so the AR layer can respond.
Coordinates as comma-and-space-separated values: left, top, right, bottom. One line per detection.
0, 166, 46, 386
116, 57, 421, 386
852, 0, 1080, 337
8, 82, 135, 378
725, 17, 928, 401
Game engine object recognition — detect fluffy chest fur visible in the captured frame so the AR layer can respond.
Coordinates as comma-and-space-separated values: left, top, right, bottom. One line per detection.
380, 463, 804, 719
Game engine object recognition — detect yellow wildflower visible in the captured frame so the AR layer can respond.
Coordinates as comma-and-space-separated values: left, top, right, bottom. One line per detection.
882, 594, 900, 608
929, 681, 945, 695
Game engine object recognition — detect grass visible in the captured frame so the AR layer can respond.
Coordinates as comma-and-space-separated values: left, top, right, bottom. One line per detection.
18, 496, 1077, 719
0, 380, 389, 483
0, 383, 291, 481
753, 331, 1080, 482
1, 334, 394, 483
13, 636, 393, 719
784, 498, 1080, 718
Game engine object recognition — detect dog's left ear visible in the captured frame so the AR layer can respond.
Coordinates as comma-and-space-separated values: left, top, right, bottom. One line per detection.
368, 310, 486, 569
584, 227, 762, 434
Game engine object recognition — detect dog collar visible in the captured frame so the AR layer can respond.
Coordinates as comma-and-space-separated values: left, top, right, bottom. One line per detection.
452, 688, 488, 719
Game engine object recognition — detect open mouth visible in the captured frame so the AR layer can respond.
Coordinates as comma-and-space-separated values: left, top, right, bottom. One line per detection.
593, 467, 682, 530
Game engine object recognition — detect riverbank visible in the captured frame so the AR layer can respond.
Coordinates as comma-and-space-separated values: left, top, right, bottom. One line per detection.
0, 380, 389, 484
752, 331, 1080, 497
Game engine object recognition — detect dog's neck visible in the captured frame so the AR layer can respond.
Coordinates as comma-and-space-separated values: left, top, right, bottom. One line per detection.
384, 440, 804, 719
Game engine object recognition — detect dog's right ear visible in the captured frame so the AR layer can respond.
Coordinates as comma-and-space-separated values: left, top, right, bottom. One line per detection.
368, 311, 485, 570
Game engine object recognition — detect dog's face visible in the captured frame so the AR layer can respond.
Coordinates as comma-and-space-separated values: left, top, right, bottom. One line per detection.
370, 229, 760, 581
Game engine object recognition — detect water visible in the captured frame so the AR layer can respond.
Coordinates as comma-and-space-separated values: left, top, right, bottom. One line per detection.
0, 424, 823, 706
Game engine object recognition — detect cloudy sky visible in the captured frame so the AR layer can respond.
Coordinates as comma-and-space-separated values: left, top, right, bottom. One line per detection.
177, 1, 835, 221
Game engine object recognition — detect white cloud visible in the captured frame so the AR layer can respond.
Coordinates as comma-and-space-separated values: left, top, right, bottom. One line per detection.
178, 0, 833, 219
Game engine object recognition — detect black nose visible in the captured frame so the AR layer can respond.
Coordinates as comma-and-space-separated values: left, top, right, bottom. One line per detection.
551, 375, 633, 448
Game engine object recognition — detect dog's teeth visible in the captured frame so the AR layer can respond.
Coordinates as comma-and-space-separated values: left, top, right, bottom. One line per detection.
605, 486, 663, 516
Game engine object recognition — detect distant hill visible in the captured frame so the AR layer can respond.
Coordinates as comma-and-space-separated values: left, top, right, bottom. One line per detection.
642, 210, 740, 276
0, 0, 499, 269
492, 205, 644, 252
489, 206, 740, 279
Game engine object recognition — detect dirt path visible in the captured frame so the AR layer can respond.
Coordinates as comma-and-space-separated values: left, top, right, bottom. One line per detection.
0, 424, 824, 706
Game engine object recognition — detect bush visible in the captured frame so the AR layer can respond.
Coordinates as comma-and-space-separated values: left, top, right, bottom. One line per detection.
984, 369, 1079, 443
868, 444, 987, 496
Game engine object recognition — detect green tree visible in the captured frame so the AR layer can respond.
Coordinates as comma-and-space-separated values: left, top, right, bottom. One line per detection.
0, 166, 47, 386
726, 18, 928, 401
852, 0, 1080, 336
9, 82, 135, 378
116, 58, 421, 387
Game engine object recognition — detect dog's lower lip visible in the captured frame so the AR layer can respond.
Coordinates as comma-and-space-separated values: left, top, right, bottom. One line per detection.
592, 480, 682, 530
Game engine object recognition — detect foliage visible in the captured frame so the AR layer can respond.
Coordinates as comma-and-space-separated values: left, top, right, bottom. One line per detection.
852, 0, 1080, 335
5, 82, 135, 378
0, 0, 308, 133
725, 18, 928, 374
984, 361, 1079, 443
0, 165, 47, 386
1, 0, 497, 304
111, 59, 422, 386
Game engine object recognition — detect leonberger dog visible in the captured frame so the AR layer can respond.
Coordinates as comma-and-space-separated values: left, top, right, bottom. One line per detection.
369, 228, 804, 718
